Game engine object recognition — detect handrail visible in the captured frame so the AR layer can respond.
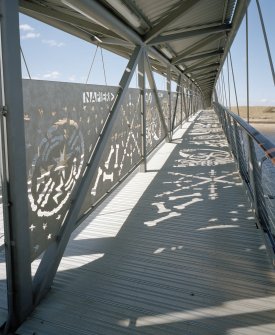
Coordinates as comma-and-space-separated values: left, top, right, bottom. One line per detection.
214, 102, 275, 164
214, 101, 275, 264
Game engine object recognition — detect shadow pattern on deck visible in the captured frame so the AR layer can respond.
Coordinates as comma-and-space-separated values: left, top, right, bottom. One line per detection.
17, 111, 275, 335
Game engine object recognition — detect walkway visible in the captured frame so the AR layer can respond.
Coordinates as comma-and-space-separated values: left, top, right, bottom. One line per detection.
12, 111, 275, 334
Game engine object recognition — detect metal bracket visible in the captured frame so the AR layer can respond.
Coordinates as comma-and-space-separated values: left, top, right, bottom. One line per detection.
1, 105, 8, 116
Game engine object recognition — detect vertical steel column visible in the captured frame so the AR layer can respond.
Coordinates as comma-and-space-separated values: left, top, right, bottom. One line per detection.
232, 120, 241, 165
180, 80, 183, 127
138, 50, 147, 172
226, 113, 236, 157
246, 134, 269, 231
0, 0, 33, 330
190, 84, 195, 116
167, 66, 172, 137
246, 134, 260, 218
182, 86, 188, 122
223, 109, 230, 143
172, 74, 181, 130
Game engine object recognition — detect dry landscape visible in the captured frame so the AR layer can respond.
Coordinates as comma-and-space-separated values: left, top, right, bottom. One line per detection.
230, 106, 275, 123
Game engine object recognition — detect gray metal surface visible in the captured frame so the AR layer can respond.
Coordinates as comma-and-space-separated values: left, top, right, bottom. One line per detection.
22, 80, 184, 259
80, 87, 142, 215
145, 90, 167, 153
16, 111, 275, 335
23, 80, 118, 258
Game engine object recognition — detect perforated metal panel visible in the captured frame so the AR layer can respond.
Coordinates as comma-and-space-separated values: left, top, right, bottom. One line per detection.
23, 80, 118, 258
80, 88, 142, 216
145, 89, 168, 153
23, 81, 174, 259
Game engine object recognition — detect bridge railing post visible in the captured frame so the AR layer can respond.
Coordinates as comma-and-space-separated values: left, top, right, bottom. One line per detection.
246, 133, 269, 231
138, 49, 147, 172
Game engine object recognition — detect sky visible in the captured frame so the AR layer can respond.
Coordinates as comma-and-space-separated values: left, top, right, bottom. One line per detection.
19, 12, 169, 90
219, 0, 275, 106
19, 0, 275, 105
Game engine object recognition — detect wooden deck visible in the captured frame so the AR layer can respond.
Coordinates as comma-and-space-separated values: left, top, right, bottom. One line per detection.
3, 110, 275, 334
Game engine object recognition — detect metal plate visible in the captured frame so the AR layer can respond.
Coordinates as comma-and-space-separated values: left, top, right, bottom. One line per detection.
146, 89, 167, 153
80, 88, 142, 216
23, 81, 174, 259
23, 80, 118, 259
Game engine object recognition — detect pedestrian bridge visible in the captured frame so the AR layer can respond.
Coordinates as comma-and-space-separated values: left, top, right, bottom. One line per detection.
2, 110, 275, 334
1, 0, 275, 334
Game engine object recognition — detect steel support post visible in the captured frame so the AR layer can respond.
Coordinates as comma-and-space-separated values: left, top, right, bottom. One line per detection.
167, 66, 172, 137
180, 80, 183, 127
247, 135, 270, 233
223, 109, 230, 143
182, 86, 188, 122
186, 90, 190, 120
172, 75, 181, 130
246, 134, 260, 219
232, 120, 241, 170
226, 113, 236, 157
0, 0, 33, 330
144, 51, 170, 142
190, 92, 194, 117
33, 46, 143, 305
138, 50, 147, 172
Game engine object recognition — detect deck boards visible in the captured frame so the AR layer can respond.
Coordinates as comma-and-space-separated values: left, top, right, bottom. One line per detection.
8, 110, 275, 334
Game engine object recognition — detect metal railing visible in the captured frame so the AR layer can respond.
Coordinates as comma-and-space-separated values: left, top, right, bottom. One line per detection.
214, 102, 275, 261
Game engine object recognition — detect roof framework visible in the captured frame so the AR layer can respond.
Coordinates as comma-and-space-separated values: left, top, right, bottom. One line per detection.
19, 0, 249, 105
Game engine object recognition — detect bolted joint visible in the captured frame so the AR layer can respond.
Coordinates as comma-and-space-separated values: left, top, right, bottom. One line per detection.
1, 106, 8, 116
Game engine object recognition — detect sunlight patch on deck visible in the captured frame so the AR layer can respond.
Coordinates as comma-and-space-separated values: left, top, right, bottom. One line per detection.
118, 295, 275, 327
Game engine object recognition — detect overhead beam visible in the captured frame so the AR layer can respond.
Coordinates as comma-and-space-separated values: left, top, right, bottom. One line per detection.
188, 62, 219, 73
197, 75, 216, 82
172, 33, 225, 64
144, 0, 201, 43
19, 0, 121, 39
182, 57, 217, 72
200, 79, 215, 84
178, 49, 223, 63
149, 24, 231, 45
194, 69, 218, 79
198, 79, 216, 86
62, 0, 143, 45
200, 83, 215, 88
20, 6, 97, 44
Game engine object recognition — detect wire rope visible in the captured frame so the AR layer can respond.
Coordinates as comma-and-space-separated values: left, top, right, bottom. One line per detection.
100, 46, 107, 86
85, 45, 99, 84
229, 50, 240, 116
20, 46, 31, 80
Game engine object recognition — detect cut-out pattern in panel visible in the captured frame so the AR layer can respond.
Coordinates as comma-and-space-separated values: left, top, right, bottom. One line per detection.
80, 88, 142, 216
23, 80, 118, 258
